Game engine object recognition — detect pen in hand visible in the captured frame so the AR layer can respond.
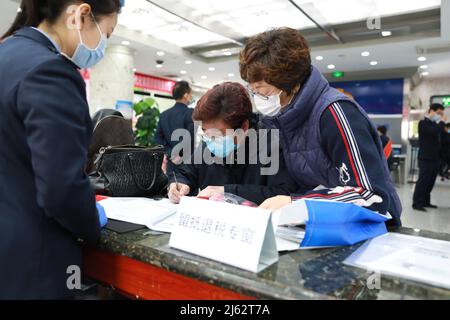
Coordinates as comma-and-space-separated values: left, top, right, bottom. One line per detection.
173, 171, 180, 191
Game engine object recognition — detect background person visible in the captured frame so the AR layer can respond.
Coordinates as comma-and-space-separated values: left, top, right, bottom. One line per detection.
440, 123, 450, 181
377, 125, 393, 170
155, 81, 196, 174
413, 103, 447, 211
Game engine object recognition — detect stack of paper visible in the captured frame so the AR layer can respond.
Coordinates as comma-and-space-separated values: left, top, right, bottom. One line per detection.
272, 200, 309, 252
99, 197, 178, 231
276, 226, 305, 243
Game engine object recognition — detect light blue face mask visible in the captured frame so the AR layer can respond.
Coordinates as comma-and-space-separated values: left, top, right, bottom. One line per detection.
204, 135, 237, 158
71, 14, 107, 69
431, 114, 442, 123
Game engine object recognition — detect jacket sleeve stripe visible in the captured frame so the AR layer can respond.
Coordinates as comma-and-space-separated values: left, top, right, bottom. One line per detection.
331, 102, 374, 191
327, 105, 363, 188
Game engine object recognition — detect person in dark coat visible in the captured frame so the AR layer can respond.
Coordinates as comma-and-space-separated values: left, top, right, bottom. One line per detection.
167, 82, 298, 205
377, 125, 394, 170
439, 123, 450, 180
239, 28, 402, 227
0, 0, 122, 299
412, 104, 447, 211
155, 81, 196, 174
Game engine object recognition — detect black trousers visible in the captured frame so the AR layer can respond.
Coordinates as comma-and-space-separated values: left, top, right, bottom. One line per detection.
413, 159, 440, 207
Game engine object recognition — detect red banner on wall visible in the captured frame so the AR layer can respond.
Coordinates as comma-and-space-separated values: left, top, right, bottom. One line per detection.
134, 73, 176, 94
79, 70, 176, 95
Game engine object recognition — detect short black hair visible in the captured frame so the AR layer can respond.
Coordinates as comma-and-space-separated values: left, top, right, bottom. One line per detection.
430, 103, 444, 112
377, 125, 387, 135
172, 81, 192, 100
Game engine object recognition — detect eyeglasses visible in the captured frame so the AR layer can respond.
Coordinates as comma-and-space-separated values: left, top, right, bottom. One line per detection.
246, 84, 281, 101
200, 130, 238, 143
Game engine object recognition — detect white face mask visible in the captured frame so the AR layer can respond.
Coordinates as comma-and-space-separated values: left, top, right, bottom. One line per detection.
253, 91, 282, 116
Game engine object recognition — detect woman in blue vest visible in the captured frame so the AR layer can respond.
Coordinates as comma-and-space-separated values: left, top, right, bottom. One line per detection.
239, 28, 402, 226
0, 0, 122, 299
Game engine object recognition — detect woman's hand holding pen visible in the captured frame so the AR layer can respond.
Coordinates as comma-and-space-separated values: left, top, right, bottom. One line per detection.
168, 183, 190, 204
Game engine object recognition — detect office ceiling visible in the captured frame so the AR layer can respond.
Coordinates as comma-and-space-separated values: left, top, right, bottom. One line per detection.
2, 0, 449, 89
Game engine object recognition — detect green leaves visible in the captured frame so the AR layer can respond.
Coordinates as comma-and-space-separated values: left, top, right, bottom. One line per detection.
133, 98, 160, 147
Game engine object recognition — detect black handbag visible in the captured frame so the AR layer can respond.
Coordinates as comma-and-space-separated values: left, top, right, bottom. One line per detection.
89, 145, 168, 198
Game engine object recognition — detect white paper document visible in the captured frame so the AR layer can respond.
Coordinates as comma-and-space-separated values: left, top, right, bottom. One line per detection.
100, 197, 178, 230
344, 232, 450, 289
150, 213, 177, 233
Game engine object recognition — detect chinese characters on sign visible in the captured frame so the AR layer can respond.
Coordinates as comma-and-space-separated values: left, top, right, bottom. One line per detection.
178, 212, 255, 245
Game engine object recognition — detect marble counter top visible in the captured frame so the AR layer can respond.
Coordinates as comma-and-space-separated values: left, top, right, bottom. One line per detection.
91, 227, 450, 300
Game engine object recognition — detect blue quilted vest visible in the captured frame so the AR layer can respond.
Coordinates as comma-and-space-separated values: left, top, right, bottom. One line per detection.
263, 66, 402, 224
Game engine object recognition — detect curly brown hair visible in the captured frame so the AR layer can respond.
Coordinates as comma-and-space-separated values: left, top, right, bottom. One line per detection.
193, 82, 253, 129
239, 27, 312, 95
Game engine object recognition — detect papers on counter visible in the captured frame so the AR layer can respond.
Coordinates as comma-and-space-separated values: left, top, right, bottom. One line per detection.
344, 232, 450, 290
99, 197, 178, 231
272, 200, 309, 252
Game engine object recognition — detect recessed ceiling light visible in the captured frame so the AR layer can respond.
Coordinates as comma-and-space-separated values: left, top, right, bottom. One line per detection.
421, 71, 429, 76
419, 65, 428, 69
156, 64, 163, 68
208, 67, 216, 72
223, 52, 232, 56
201, 75, 207, 80
157, 51, 165, 57
370, 61, 378, 66
185, 60, 192, 65
315, 56, 324, 61
361, 51, 370, 57
327, 64, 335, 70
121, 40, 131, 46
381, 31, 392, 37
180, 70, 187, 75
418, 56, 427, 62
228, 73, 235, 77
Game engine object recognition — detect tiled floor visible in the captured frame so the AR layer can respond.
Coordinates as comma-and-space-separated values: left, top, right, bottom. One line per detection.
397, 179, 450, 234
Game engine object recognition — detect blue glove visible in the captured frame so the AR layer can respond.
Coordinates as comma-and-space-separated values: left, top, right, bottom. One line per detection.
96, 202, 108, 229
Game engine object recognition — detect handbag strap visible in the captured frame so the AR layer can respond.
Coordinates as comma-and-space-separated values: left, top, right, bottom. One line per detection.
127, 153, 159, 192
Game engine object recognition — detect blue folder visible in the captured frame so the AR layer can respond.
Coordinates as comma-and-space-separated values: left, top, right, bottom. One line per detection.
300, 200, 390, 248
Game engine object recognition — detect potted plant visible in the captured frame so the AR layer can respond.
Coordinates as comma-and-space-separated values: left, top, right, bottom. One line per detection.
133, 98, 160, 147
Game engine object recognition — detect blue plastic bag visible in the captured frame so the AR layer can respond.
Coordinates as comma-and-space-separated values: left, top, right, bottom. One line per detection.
300, 200, 390, 248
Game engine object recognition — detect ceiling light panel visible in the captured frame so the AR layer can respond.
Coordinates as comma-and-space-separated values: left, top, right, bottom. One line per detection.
291, 0, 440, 25
158, 0, 314, 38
119, 0, 229, 47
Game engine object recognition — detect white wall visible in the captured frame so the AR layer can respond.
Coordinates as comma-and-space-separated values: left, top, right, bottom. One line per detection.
409, 77, 450, 113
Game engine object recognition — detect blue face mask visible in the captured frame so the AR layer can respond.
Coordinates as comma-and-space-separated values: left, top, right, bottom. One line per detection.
431, 114, 442, 123
204, 135, 237, 158
71, 14, 107, 69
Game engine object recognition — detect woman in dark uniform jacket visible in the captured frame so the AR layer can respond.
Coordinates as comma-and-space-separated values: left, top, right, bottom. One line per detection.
0, 0, 122, 299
